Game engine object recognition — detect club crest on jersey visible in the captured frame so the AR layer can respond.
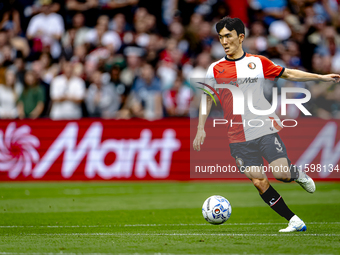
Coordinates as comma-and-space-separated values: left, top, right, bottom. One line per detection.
248, 62, 256, 70
236, 157, 244, 168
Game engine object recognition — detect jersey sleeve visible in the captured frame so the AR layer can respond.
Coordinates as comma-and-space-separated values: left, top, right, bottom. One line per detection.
203, 63, 216, 95
260, 56, 285, 81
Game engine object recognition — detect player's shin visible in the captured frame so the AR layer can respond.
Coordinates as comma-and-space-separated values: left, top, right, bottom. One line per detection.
260, 185, 295, 221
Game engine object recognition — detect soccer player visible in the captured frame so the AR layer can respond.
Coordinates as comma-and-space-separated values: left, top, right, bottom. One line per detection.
193, 17, 340, 232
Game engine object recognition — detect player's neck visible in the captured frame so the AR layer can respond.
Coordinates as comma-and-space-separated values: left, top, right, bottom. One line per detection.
226, 49, 245, 60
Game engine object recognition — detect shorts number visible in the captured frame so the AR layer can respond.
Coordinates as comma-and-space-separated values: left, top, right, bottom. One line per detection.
274, 137, 283, 152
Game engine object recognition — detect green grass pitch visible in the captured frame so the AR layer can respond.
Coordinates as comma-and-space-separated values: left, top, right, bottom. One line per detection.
0, 181, 340, 254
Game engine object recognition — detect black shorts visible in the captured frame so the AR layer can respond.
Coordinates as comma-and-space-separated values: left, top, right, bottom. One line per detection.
229, 133, 291, 173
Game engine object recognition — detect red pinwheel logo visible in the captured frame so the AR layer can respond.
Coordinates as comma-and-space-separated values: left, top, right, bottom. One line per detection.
0, 123, 40, 179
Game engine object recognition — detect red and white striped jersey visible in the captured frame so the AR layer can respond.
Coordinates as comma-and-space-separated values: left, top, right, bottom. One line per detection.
205, 52, 285, 144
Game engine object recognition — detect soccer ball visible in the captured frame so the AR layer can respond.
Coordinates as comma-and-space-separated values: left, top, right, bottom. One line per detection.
202, 195, 232, 224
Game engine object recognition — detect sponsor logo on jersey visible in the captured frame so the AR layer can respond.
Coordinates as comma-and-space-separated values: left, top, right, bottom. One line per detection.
248, 62, 256, 69
239, 77, 258, 84
228, 77, 258, 87
229, 81, 239, 87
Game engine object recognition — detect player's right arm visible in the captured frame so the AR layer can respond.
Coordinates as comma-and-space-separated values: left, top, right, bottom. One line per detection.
193, 95, 213, 151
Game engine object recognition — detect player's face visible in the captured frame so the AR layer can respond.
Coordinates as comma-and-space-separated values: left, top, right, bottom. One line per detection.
218, 28, 244, 57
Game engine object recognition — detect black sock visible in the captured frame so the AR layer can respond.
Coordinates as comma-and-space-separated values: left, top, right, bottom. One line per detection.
290, 165, 299, 180
260, 185, 295, 221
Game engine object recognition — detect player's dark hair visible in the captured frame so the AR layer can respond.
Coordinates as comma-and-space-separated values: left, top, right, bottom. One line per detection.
216, 17, 245, 35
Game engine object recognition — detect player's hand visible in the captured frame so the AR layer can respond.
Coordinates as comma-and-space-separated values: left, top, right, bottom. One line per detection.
320, 74, 340, 83
193, 129, 206, 151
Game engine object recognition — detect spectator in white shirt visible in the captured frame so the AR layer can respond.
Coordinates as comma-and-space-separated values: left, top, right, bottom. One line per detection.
49, 60, 85, 120
26, 0, 65, 59
0, 69, 22, 119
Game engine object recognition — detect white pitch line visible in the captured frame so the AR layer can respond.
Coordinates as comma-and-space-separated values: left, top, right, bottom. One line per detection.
0, 253, 218, 255
0, 253, 335, 255
123, 222, 340, 227
0, 253, 126, 255
0, 253, 190, 255
0, 253, 195, 255
0, 222, 339, 228
23, 233, 340, 237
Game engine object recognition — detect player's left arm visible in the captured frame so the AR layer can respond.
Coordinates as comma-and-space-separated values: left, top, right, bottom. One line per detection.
280, 68, 340, 82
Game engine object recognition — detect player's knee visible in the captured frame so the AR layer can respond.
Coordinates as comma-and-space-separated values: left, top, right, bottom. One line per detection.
270, 159, 291, 182
252, 178, 269, 193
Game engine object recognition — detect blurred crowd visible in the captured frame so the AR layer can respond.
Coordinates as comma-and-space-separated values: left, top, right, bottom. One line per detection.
0, 0, 340, 120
